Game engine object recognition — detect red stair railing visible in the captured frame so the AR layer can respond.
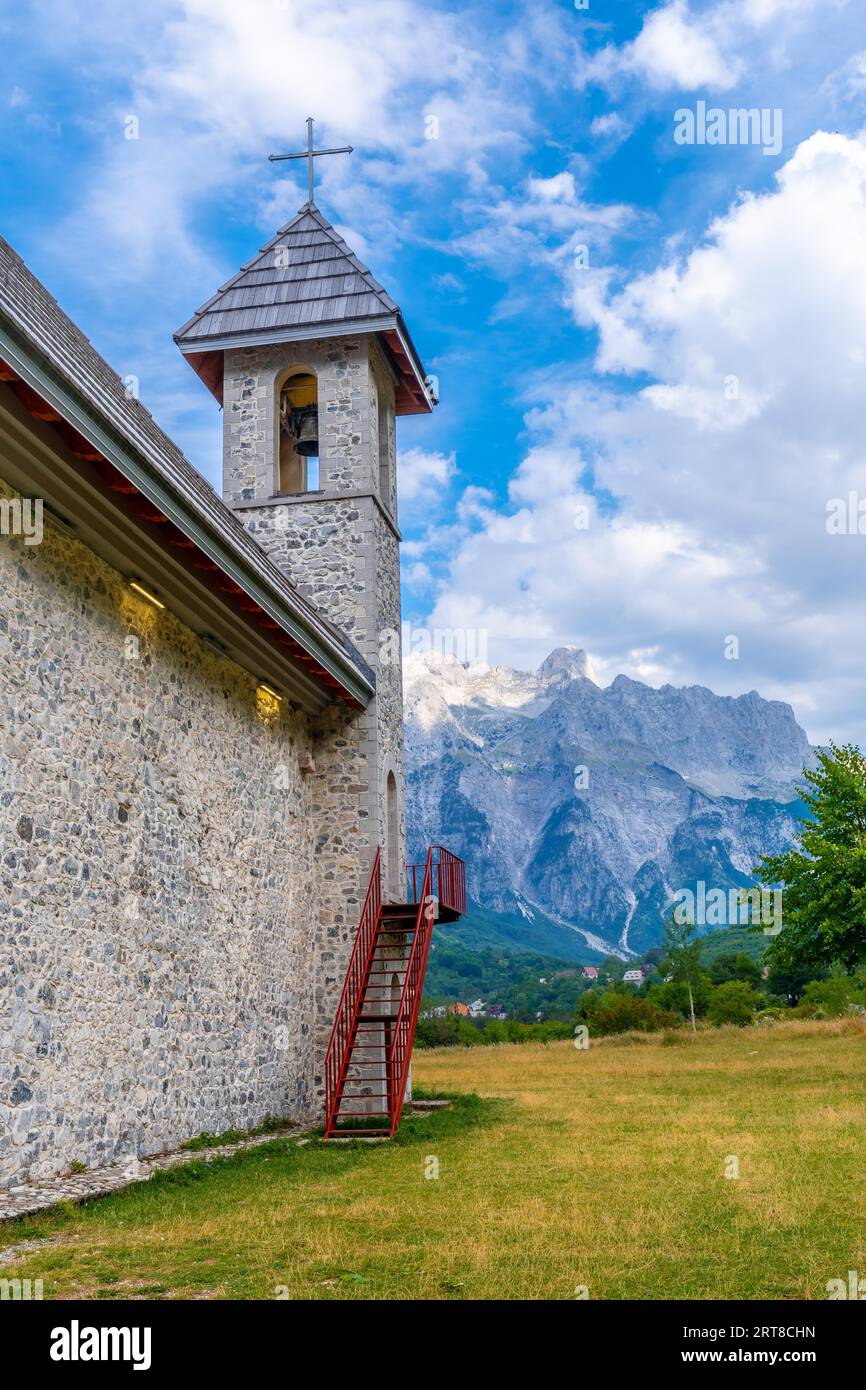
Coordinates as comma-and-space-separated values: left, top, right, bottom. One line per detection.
323, 848, 381, 1137
406, 845, 466, 918
387, 848, 436, 1135
323, 844, 466, 1138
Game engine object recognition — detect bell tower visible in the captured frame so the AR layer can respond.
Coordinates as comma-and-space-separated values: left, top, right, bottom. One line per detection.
174, 196, 433, 910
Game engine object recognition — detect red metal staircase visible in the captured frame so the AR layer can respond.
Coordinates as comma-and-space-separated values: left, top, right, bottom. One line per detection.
323, 845, 466, 1138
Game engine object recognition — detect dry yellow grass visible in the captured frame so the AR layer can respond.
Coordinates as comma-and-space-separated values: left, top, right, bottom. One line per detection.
3, 1018, 864, 1300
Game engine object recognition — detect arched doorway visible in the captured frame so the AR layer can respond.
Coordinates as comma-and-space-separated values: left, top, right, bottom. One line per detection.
386, 771, 400, 901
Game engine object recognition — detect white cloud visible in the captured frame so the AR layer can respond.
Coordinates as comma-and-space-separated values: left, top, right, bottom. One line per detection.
399, 447, 457, 503
589, 112, 632, 146
527, 172, 578, 203
628, 0, 738, 89
742, 0, 821, 23
397, 448, 458, 533
405, 561, 433, 587
590, 0, 740, 92
587, 0, 831, 95
451, 169, 635, 290
425, 130, 866, 743
823, 48, 866, 103
40, 0, 551, 290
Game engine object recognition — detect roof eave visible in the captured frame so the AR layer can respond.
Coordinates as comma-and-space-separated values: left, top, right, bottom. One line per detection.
0, 316, 375, 711
174, 312, 400, 354
388, 314, 434, 416
175, 313, 434, 415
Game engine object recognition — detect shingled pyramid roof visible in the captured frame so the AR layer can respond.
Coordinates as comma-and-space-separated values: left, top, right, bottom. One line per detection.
175, 204, 431, 414
175, 205, 400, 343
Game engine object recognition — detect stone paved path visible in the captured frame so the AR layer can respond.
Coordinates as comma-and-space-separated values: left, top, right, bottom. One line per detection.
0, 1126, 300, 1223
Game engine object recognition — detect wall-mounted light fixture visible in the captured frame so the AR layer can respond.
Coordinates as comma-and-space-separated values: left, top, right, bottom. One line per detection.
128, 578, 165, 609
255, 681, 283, 725
257, 683, 283, 704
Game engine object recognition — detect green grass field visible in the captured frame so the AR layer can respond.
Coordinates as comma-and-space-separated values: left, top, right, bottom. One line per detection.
2, 1018, 864, 1300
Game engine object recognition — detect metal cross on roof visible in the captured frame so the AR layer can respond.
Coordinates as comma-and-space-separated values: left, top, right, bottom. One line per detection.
268, 117, 353, 207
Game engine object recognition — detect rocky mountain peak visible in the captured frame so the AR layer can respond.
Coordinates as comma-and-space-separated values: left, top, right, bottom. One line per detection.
405, 648, 814, 959
537, 646, 595, 684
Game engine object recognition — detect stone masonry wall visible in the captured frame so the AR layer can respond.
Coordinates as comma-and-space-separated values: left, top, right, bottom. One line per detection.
234, 495, 380, 991
222, 331, 407, 905
0, 477, 350, 1189
372, 507, 405, 886
369, 336, 399, 521
1, 313, 415, 1185
223, 336, 376, 504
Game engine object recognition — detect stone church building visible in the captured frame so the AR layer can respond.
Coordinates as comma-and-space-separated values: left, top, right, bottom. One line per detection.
0, 198, 456, 1187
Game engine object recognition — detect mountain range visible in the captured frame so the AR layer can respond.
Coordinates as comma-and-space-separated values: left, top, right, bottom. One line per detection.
404, 647, 813, 961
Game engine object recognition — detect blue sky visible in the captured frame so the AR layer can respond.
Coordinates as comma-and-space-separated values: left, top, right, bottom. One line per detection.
3, 0, 866, 742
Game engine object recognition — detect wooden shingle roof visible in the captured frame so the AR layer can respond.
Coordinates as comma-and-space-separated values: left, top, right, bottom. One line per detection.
175, 206, 397, 342
174, 204, 432, 415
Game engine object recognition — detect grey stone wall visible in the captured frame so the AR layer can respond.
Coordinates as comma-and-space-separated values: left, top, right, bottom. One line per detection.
223, 336, 377, 503
371, 506, 405, 893
0, 479, 349, 1188
222, 331, 407, 903
369, 336, 399, 521
0, 320, 414, 1187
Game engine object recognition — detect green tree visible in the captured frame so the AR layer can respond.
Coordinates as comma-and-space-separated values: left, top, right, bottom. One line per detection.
708, 952, 763, 987
599, 955, 625, 985
576, 988, 601, 1020
707, 980, 762, 1026
661, 914, 703, 1034
765, 960, 825, 1005
647, 975, 712, 1019
758, 743, 866, 973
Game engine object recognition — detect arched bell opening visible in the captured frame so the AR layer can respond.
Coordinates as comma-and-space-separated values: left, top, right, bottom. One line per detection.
277, 371, 319, 494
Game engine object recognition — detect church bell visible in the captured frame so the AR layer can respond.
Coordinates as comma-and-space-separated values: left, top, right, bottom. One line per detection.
292, 404, 319, 457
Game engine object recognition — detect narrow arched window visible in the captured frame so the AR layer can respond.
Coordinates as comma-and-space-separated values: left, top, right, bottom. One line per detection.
378, 388, 392, 504
278, 372, 319, 494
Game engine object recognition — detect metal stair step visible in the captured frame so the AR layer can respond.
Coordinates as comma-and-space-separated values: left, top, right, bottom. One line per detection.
324, 846, 465, 1141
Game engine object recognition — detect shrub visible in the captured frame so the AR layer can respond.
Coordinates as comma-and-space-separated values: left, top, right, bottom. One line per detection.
797, 976, 866, 1018
647, 975, 713, 1019
752, 1007, 786, 1027
589, 993, 677, 1037
706, 980, 762, 1026
575, 989, 601, 1018
414, 1016, 573, 1049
